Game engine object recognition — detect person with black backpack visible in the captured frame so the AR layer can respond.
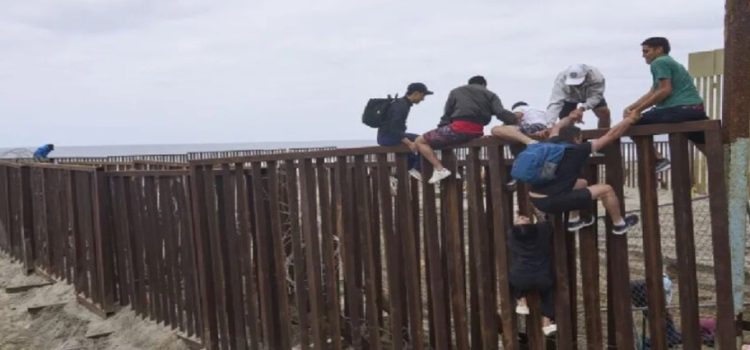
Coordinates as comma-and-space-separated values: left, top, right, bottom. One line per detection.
503, 112, 639, 234
365, 82, 433, 181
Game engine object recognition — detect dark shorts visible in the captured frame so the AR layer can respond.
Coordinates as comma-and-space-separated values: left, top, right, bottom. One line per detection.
531, 188, 592, 214
519, 123, 547, 135
636, 104, 709, 144
559, 98, 608, 118
422, 125, 482, 148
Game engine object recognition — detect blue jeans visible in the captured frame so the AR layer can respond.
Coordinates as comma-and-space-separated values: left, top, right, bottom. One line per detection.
377, 132, 420, 170
637, 104, 708, 144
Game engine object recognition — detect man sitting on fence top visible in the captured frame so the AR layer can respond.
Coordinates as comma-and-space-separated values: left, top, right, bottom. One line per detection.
504, 112, 640, 234
376, 82, 433, 181
414, 75, 517, 184
624, 36, 708, 173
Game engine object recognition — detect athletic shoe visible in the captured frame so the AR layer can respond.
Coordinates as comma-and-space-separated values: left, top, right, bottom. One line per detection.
612, 214, 639, 235
567, 216, 595, 232
543, 324, 557, 336
655, 159, 671, 173
428, 168, 452, 184
515, 304, 529, 315
408, 169, 422, 181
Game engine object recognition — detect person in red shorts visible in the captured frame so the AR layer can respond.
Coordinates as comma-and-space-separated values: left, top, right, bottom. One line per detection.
414, 75, 518, 184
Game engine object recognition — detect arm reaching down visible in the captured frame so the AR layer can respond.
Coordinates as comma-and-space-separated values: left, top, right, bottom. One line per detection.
590, 117, 637, 153
547, 113, 582, 138
624, 79, 672, 117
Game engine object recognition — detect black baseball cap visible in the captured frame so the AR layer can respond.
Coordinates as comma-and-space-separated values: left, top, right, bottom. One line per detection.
406, 82, 433, 95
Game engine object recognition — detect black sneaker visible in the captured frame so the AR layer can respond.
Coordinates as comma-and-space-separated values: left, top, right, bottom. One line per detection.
567, 216, 595, 232
612, 215, 639, 235
655, 159, 671, 173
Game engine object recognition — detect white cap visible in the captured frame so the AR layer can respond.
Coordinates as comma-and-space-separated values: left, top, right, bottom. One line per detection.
564, 64, 587, 85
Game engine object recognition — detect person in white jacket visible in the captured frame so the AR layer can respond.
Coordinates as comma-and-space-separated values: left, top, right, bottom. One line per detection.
547, 64, 611, 128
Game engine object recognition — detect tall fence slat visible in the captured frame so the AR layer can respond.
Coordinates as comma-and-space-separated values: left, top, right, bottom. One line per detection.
375, 154, 404, 350
705, 128, 736, 350
635, 136, 668, 350
603, 139, 636, 350
668, 133, 701, 349
316, 158, 342, 350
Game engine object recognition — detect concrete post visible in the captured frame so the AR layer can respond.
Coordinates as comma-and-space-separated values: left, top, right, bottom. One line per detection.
723, 0, 750, 315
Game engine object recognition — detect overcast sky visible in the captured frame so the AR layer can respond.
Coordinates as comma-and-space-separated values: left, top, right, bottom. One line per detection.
0, 0, 725, 148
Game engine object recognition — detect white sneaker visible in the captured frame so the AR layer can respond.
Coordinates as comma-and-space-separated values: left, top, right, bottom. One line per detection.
542, 324, 557, 336
515, 305, 529, 315
389, 176, 398, 196
428, 168, 451, 184
408, 169, 422, 181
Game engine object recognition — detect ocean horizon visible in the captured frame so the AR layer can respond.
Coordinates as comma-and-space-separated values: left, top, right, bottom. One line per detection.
1, 136, 654, 159
0, 140, 374, 158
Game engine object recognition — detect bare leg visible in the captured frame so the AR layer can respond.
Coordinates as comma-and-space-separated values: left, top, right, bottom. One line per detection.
415, 136, 445, 170
490, 125, 535, 145
588, 184, 623, 223
593, 105, 611, 129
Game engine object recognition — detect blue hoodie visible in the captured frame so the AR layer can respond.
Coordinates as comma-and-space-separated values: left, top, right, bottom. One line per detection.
33, 144, 53, 158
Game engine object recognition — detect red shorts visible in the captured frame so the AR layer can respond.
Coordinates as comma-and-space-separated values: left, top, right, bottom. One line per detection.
422, 124, 482, 148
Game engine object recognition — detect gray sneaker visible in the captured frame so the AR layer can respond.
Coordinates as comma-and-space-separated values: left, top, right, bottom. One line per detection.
567, 216, 595, 232
613, 215, 639, 235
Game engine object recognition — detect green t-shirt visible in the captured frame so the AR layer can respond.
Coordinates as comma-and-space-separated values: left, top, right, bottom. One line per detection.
650, 55, 703, 109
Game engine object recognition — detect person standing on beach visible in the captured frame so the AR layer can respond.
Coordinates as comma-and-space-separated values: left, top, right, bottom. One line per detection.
414, 75, 517, 184
547, 64, 611, 128
33, 144, 54, 162
377, 82, 433, 180
623, 37, 708, 173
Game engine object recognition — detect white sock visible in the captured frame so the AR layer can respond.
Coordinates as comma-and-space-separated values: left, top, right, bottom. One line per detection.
614, 219, 625, 226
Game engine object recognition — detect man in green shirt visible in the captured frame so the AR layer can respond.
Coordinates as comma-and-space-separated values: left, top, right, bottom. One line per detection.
624, 37, 708, 173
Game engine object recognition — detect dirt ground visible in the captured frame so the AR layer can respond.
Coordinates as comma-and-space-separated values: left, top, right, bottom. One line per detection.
0, 252, 194, 350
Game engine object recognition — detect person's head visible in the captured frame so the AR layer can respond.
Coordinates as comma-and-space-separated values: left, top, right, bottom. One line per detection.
47, 144, 55, 150
558, 125, 582, 144
564, 64, 587, 86
468, 75, 487, 87
641, 37, 671, 64
665, 261, 679, 280
405, 82, 433, 104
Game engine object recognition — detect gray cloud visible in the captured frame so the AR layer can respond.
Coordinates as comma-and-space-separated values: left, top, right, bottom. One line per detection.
0, 0, 724, 148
